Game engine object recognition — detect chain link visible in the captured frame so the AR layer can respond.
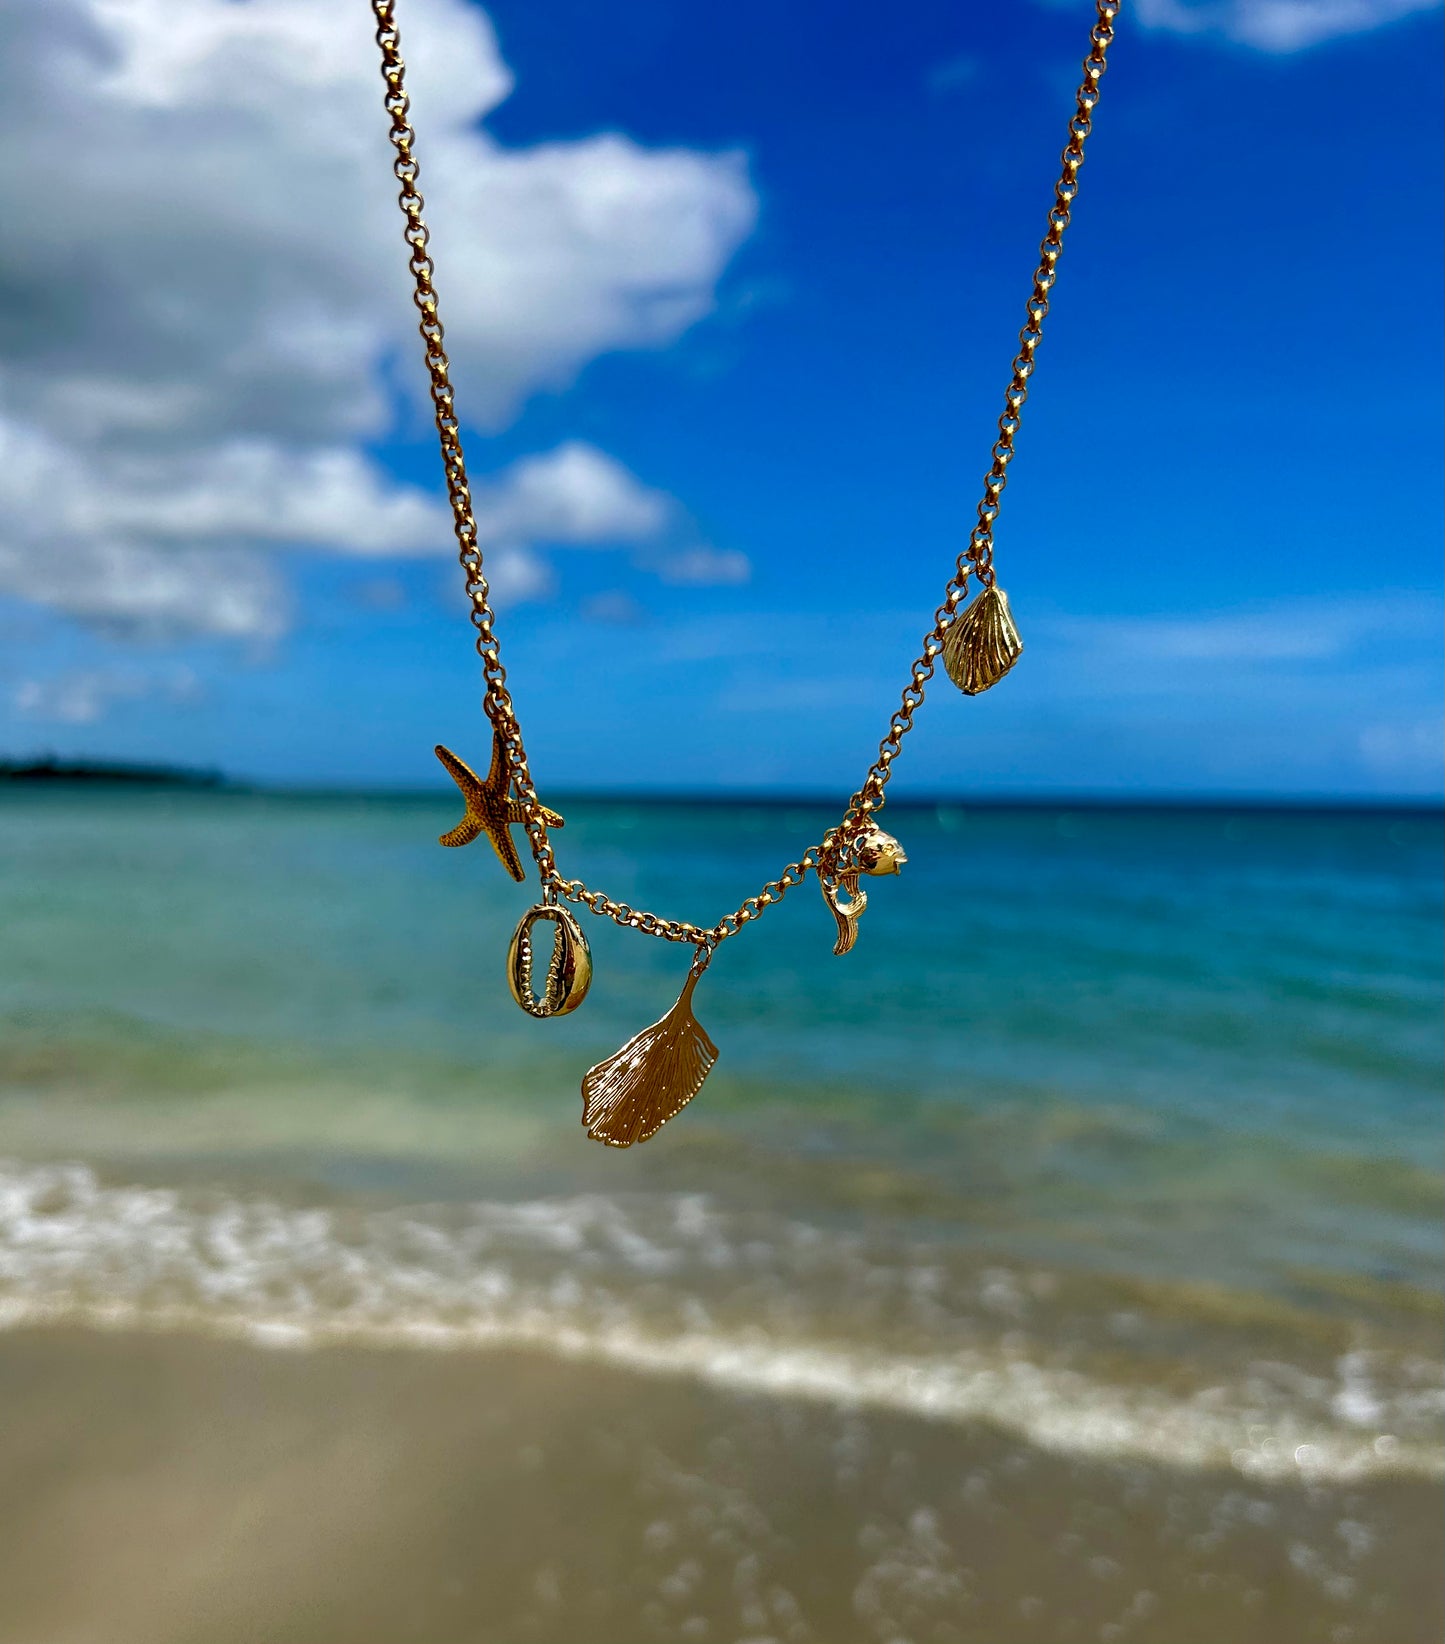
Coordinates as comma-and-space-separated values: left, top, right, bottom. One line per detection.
372, 0, 1118, 952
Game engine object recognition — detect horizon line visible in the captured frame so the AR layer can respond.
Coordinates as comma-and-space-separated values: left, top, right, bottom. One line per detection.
2, 776, 1440, 814
2, 758, 1440, 812
236, 789, 1445, 813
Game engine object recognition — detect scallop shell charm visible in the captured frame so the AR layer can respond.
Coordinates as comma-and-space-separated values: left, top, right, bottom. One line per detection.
943, 585, 1023, 695
506, 904, 593, 1018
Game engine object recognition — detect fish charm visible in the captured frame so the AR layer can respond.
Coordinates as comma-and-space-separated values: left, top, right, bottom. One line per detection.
821, 871, 868, 956
942, 585, 1023, 695
434, 726, 564, 882
507, 903, 592, 1018
854, 825, 908, 876
819, 824, 907, 956
581, 961, 718, 1147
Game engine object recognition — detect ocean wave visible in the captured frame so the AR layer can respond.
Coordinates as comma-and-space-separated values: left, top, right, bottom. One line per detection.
0, 1159, 1439, 1483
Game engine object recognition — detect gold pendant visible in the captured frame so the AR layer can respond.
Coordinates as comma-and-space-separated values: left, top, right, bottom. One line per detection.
854, 825, 908, 876
819, 824, 907, 956
507, 903, 592, 1018
434, 727, 564, 882
943, 585, 1023, 695
821, 872, 867, 956
581, 960, 718, 1147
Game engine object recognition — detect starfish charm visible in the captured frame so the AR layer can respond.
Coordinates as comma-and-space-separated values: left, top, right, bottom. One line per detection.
434, 728, 564, 882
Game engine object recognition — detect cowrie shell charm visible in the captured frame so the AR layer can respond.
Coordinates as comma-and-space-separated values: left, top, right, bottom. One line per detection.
506, 904, 593, 1018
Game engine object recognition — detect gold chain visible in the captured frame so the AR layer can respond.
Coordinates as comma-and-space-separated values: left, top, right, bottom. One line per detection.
371, 0, 1119, 954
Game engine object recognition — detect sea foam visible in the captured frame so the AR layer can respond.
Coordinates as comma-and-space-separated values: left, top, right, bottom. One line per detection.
0, 1159, 1439, 1483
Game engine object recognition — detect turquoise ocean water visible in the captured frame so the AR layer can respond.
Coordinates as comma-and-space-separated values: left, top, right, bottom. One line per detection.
0, 788, 1441, 1493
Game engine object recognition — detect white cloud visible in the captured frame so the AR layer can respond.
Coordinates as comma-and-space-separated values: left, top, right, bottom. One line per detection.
1039, 592, 1441, 676
1357, 717, 1444, 780
0, 0, 756, 639
13, 666, 202, 725
653, 545, 752, 587
1048, 608, 1347, 664
482, 546, 555, 606
474, 443, 672, 548
582, 590, 648, 626
1132, 0, 1440, 51
0, 412, 677, 635
0, 533, 286, 643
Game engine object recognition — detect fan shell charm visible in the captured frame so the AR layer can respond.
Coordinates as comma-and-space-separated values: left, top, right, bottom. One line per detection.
581, 961, 718, 1147
943, 585, 1023, 695
506, 904, 593, 1018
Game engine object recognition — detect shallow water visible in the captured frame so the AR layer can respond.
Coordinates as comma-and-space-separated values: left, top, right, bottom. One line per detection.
0, 788, 1440, 1639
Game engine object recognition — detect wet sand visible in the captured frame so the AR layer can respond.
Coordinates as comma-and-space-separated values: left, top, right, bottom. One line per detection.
0, 1327, 1437, 1644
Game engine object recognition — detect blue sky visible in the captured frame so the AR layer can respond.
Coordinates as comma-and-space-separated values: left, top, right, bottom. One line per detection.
1, 0, 1440, 796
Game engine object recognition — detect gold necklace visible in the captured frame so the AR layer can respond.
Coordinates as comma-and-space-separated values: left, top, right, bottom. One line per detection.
370, 0, 1120, 1146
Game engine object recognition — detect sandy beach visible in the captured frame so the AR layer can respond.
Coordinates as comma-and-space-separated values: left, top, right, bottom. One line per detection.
0, 1326, 1439, 1644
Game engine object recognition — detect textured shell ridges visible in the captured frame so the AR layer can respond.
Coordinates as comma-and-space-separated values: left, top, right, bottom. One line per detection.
943, 585, 1024, 696
581, 974, 718, 1148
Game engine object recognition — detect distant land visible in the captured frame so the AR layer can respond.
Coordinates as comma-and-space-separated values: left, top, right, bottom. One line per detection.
0, 757, 226, 788
1, 758, 1438, 811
